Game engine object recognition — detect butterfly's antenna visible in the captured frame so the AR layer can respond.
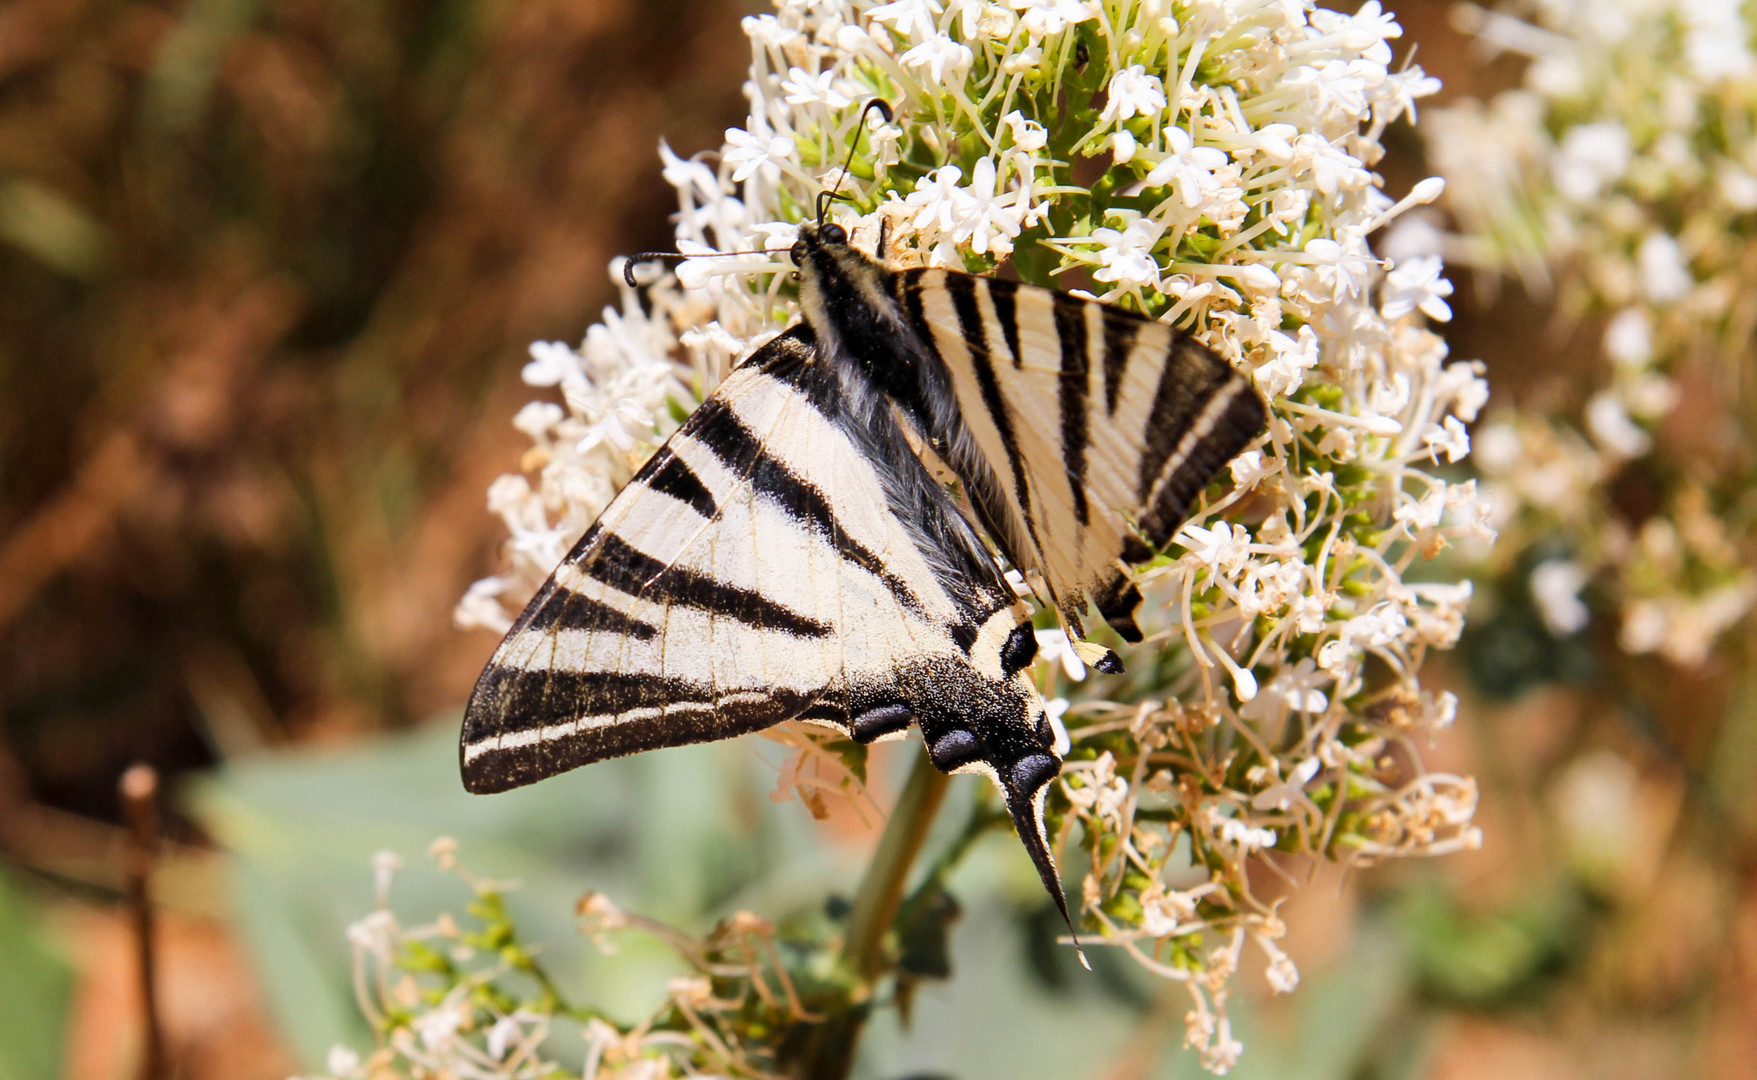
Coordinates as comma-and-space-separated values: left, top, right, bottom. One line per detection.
621, 248, 782, 288
815, 98, 895, 227
632, 99, 894, 285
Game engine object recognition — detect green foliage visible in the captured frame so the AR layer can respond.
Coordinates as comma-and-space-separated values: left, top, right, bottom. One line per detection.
190, 718, 1456, 1078
1398, 881, 1589, 1009
185, 717, 854, 1066
0, 868, 72, 1080
1461, 546, 1600, 700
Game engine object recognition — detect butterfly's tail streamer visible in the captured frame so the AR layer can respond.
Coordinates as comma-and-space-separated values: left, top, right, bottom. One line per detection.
1002, 779, 1091, 971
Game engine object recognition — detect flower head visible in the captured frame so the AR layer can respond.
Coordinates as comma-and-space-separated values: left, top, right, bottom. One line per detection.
1102, 65, 1167, 124
1433, 0, 1757, 669
463, 3, 1477, 1072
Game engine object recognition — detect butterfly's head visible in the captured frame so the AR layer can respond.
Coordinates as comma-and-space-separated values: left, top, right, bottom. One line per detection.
788, 219, 849, 268
790, 217, 900, 365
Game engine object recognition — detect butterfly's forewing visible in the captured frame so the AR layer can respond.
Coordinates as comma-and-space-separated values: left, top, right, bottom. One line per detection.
894, 270, 1267, 642
461, 327, 1054, 807
463, 331, 833, 792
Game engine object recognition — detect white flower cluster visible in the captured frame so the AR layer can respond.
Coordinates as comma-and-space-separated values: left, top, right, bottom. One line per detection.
309, 843, 811, 1080
306, 843, 565, 1080
1426, 0, 1757, 666
463, 1, 1486, 1071
455, 292, 697, 633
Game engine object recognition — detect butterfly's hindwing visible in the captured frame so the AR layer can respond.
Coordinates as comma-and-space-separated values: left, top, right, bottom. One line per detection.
889, 267, 1268, 642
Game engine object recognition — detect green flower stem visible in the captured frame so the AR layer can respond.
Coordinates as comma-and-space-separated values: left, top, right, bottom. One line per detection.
844, 746, 951, 978
794, 746, 950, 1079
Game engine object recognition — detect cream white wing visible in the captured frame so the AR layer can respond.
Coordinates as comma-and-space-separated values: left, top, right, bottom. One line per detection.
894, 269, 1267, 642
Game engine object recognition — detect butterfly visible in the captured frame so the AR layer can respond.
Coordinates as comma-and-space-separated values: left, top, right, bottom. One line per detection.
460, 192, 1266, 947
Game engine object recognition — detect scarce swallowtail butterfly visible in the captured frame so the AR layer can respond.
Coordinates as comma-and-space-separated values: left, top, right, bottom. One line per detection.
460, 125, 1268, 950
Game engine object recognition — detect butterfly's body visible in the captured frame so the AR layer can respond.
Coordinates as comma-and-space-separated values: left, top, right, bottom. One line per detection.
461, 221, 1266, 934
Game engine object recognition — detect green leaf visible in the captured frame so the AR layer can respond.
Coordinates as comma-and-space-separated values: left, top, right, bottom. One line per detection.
1398, 879, 1587, 1007
0, 867, 73, 1080
822, 739, 870, 786
895, 883, 961, 982
182, 718, 877, 1070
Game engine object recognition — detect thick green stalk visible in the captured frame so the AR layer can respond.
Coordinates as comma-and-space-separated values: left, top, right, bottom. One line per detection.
791, 747, 950, 1077
843, 748, 951, 977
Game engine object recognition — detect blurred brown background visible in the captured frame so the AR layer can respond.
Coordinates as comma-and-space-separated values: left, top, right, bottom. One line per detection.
5, 1, 1757, 1078
0, 0, 759, 817
0, 0, 759, 1073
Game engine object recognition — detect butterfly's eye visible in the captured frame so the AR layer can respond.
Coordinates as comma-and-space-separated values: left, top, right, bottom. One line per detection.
789, 239, 809, 266
821, 222, 847, 245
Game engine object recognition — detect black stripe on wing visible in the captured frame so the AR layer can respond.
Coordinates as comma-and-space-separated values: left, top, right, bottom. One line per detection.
1049, 289, 1093, 528
1136, 338, 1238, 506
645, 449, 717, 519
1101, 311, 1140, 417
1135, 340, 1266, 544
1139, 378, 1267, 542
585, 532, 831, 638
466, 667, 819, 792
944, 273, 1047, 562
988, 276, 1023, 370
524, 593, 659, 639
